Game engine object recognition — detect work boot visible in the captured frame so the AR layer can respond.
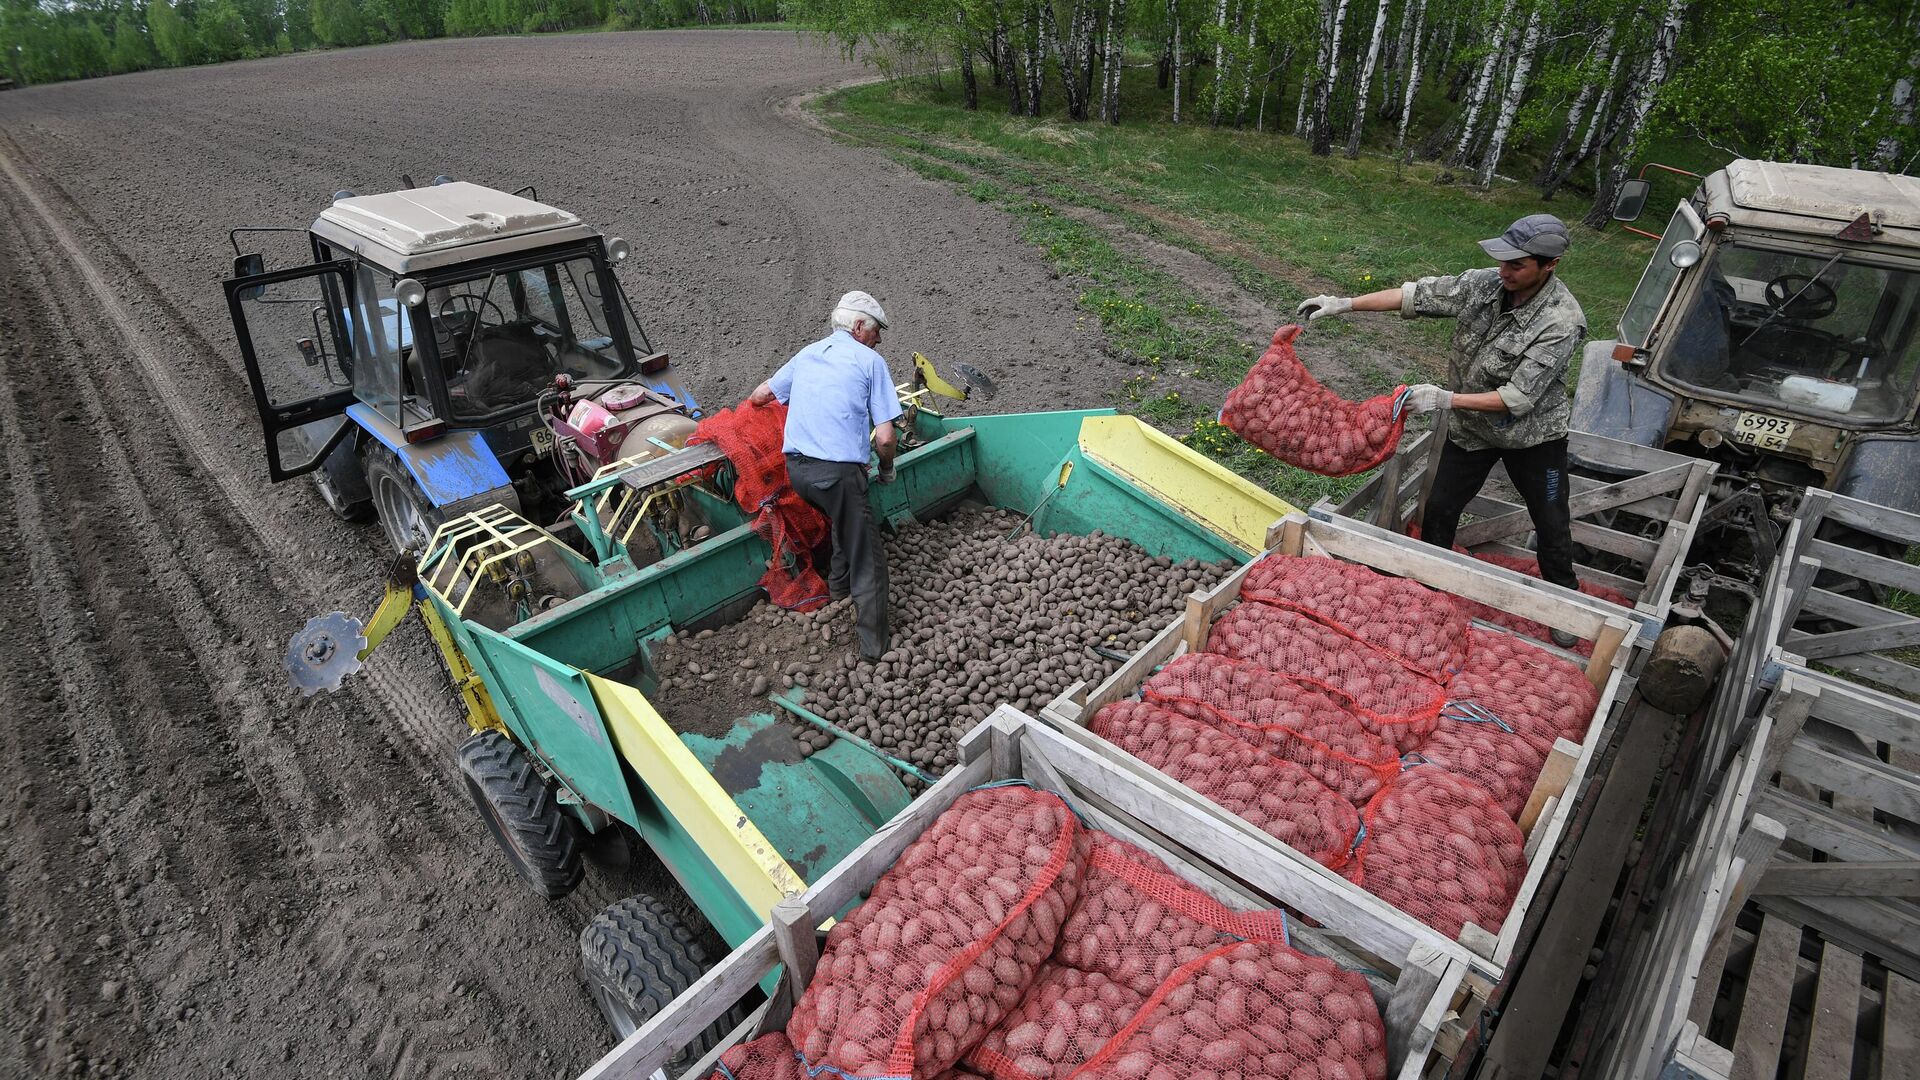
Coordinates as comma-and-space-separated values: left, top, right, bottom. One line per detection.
1550, 628, 1578, 649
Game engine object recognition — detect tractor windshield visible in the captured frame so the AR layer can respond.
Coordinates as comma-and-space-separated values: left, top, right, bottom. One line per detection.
1659, 242, 1920, 424
425, 254, 639, 420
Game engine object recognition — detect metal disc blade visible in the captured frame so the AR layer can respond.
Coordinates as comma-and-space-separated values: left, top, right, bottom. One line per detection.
285, 611, 368, 696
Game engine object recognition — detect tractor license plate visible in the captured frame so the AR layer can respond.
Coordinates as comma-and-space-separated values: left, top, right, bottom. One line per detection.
1731, 411, 1796, 452
528, 425, 554, 455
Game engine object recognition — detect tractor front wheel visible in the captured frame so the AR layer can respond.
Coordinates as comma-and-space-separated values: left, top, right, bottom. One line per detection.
365, 445, 444, 554
579, 894, 756, 1061
457, 732, 583, 899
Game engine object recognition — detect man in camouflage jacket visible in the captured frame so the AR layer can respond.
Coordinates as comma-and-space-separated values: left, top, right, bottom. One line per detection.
1295, 213, 1588, 647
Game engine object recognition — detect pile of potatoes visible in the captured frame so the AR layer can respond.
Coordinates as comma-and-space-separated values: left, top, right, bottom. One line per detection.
794, 505, 1232, 771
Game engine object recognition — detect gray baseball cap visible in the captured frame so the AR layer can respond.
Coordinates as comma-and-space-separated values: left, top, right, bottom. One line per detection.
1479, 213, 1571, 261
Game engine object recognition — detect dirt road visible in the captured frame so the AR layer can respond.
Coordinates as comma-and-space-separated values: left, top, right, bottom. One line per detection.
0, 31, 1105, 1080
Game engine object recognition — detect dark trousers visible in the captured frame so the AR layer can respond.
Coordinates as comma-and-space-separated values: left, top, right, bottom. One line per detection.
1421, 437, 1579, 592
785, 454, 890, 659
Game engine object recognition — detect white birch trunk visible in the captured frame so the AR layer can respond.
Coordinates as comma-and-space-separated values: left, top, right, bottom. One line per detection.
1449, 0, 1515, 166
1235, 10, 1260, 124
1169, 0, 1184, 122
1309, 0, 1354, 153
1474, 2, 1542, 186
1344, 0, 1394, 157
1585, 0, 1688, 227
1381, 0, 1415, 117
1299, 0, 1334, 139
1101, 0, 1128, 122
1209, 0, 1232, 125
1296, 65, 1313, 135
1393, 0, 1427, 160
1573, 41, 1627, 163
1874, 25, 1918, 168
1537, 22, 1612, 188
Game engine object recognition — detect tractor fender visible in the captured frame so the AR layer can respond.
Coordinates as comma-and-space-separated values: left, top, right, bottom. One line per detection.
319, 430, 372, 505
1834, 435, 1920, 517
347, 403, 518, 510
1570, 341, 1677, 466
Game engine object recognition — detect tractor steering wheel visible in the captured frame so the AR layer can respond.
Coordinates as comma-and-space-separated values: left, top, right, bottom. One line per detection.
438, 292, 509, 329
1762, 274, 1839, 321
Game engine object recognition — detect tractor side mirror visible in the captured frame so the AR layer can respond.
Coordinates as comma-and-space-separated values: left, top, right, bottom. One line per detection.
233, 253, 267, 299
1613, 179, 1652, 223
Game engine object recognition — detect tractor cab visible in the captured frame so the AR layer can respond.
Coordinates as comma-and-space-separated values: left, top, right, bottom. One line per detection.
225, 181, 700, 553
1576, 161, 1920, 519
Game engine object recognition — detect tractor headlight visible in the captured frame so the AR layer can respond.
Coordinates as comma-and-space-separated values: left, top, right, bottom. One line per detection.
395, 277, 427, 307
607, 237, 632, 263
1670, 240, 1703, 269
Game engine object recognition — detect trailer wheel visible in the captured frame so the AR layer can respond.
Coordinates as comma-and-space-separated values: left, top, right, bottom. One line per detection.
579, 895, 757, 1062
365, 445, 444, 554
457, 732, 582, 899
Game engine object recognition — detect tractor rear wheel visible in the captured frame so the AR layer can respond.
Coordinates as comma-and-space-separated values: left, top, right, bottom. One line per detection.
457, 732, 583, 899
364, 445, 444, 554
579, 894, 757, 1062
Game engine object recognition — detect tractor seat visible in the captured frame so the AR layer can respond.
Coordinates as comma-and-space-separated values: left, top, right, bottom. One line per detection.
462, 323, 558, 413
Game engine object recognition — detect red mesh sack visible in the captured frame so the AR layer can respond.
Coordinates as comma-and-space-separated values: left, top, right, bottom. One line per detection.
1347, 767, 1526, 939
787, 785, 1086, 1077
709, 1033, 806, 1080
1220, 324, 1409, 477
1088, 700, 1359, 869
1410, 707, 1553, 820
1240, 554, 1469, 679
967, 834, 1385, 1080
1142, 653, 1401, 806
1448, 628, 1600, 748
689, 400, 832, 611
1206, 603, 1444, 751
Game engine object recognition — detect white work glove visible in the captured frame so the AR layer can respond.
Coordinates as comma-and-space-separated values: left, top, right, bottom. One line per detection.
875, 464, 897, 484
1296, 295, 1354, 322
1403, 384, 1453, 415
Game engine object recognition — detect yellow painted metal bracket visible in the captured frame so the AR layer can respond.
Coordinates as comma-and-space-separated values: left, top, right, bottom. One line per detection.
588, 675, 806, 915
1077, 415, 1296, 555
357, 583, 414, 661
419, 601, 506, 735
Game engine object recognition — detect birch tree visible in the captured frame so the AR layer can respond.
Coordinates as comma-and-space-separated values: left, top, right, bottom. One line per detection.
1448, 0, 1517, 166
1474, 0, 1543, 185
1535, 23, 1612, 192
1584, 0, 1687, 227
1208, 0, 1232, 124
1392, 0, 1427, 160
1098, 0, 1127, 121
1306, 0, 1353, 153
1167, 0, 1185, 121
1343, 0, 1394, 156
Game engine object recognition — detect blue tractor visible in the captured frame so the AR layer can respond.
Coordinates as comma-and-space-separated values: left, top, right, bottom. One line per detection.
225, 178, 706, 554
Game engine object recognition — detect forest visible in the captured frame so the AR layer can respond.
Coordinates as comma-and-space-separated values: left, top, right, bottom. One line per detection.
1, 0, 1915, 221
0, 0, 780, 82
792, 0, 1917, 219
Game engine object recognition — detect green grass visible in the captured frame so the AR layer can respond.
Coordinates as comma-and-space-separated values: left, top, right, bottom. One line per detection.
880, 128, 1370, 508
822, 74, 1661, 338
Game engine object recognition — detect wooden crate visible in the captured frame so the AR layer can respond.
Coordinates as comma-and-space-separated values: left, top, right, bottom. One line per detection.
1570, 520, 1801, 1080
1683, 911, 1920, 1080
1040, 510, 1640, 984
576, 707, 1471, 1080
1327, 421, 1716, 622
1779, 488, 1920, 700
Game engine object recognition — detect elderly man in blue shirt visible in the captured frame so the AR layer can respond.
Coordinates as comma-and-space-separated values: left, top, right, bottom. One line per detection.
750, 291, 903, 661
